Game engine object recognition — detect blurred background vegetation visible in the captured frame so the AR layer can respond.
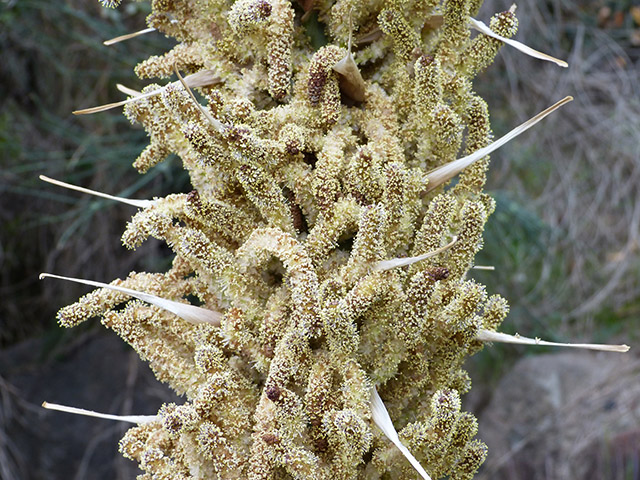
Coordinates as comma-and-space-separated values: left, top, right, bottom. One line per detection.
1, 0, 639, 478
472, 0, 640, 378
1, 3, 187, 476
0, 0, 189, 349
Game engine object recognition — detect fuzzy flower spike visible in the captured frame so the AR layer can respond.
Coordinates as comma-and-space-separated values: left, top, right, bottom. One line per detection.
43, 0, 628, 478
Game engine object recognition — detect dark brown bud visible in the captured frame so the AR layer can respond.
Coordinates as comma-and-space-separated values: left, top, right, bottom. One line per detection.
308, 69, 327, 105
285, 139, 300, 155
256, 0, 272, 18
428, 266, 449, 281
265, 384, 281, 402
314, 437, 328, 452
187, 189, 201, 205
287, 190, 308, 233
261, 432, 278, 444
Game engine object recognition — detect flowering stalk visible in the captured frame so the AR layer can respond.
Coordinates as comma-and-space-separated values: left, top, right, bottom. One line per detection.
42, 1, 628, 479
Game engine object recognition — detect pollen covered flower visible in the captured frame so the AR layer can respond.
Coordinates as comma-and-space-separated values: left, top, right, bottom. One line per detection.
40, 0, 628, 479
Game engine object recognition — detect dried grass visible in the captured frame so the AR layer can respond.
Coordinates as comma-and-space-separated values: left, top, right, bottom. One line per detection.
477, 0, 640, 334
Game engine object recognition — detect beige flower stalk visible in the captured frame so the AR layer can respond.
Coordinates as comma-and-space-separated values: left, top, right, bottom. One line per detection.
41, 0, 629, 479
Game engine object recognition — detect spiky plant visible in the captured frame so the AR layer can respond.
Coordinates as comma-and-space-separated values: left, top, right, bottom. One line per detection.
40, 0, 629, 478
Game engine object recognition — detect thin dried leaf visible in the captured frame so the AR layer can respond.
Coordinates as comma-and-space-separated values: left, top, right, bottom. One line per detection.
370, 387, 433, 480
40, 273, 222, 326
333, 12, 366, 102
426, 96, 573, 191
174, 65, 224, 132
374, 236, 457, 271
40, 175, 154, 208
103, 27, 156, 46
355, 27, 382, 45
43, 402, 158, 424
469, 17, 568, 67
477, 329, 630, 352
116, 84, 142, 97
73, 69, 221, 115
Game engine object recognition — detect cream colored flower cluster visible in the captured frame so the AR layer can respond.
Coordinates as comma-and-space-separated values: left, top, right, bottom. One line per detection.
40, 0, 628, 479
